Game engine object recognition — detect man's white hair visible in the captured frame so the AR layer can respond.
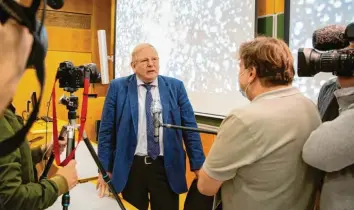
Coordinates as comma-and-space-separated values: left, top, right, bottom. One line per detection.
131, 43, 157, 65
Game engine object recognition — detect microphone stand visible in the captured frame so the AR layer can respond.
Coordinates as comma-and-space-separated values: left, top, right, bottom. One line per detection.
161, 123, 217, 135
151, 101, 217, 136
155, 119, 220, 210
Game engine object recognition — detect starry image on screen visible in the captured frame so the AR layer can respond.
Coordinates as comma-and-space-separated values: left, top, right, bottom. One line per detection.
114, 0, 255, 116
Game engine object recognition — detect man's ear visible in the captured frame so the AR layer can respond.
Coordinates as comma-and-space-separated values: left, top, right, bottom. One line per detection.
130, 62, 136, 72
248, 67, 257, 83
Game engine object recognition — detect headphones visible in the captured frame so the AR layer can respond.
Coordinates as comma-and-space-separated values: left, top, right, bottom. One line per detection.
0, 0, 63, 157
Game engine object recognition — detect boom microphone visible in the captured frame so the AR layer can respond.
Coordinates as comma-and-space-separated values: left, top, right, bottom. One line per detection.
312, 24, 349, 51
298, 23, 354, 77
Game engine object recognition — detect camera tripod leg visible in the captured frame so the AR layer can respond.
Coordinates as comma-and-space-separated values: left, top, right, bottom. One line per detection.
62, 124, 75, 210
82, 131, 126, 210
39, 122, 125, 209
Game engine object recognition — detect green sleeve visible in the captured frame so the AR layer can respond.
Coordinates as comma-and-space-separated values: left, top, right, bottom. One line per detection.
0, 150, 59, 210
31, 146, 44, 165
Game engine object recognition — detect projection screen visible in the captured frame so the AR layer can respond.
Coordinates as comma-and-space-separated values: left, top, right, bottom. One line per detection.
114, 0, 256, 117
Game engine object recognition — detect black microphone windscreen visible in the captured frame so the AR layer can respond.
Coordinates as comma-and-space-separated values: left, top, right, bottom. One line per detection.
312, 24, 349, 51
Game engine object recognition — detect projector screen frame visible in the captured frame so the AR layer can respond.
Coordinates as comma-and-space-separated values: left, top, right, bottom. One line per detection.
283, 0, 290, 45
112, 0, 259, 119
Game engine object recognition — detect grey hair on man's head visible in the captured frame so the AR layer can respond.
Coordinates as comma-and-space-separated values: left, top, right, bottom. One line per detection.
131, 43, 157, 65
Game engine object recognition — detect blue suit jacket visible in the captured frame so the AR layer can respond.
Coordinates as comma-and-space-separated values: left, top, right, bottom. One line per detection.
98, 74, 205, 194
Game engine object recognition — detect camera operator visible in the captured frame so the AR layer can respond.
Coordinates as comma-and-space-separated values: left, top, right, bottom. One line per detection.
0, 101, 79, 210
302, 24, 354, 210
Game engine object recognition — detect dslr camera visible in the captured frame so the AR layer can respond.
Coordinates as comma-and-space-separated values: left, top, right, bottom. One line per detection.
56, 61, 101, 90
298, 22, 354, 77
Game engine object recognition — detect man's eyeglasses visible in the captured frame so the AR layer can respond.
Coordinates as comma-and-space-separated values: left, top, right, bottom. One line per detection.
135, 57, 159, 66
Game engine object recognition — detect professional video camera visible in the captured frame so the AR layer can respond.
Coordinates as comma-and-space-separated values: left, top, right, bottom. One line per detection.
298, 22, 354, 77
56, 61, 101, 90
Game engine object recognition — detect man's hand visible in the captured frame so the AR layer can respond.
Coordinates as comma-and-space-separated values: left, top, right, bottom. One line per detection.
96, 172, 112, 198
56, 160, 78, 190
42, 136, 68, 159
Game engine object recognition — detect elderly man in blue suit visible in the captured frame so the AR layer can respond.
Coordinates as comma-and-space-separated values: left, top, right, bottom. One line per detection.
97, 43, 205, 210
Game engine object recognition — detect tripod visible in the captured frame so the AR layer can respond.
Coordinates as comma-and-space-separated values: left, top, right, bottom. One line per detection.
39, 91, 126, 210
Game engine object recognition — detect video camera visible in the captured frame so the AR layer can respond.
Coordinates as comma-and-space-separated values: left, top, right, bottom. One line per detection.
56, 61, 101, 90
298, 22, 354, 77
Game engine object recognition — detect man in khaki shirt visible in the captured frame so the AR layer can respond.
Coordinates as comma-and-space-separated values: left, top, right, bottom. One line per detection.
197, 37, 322, 210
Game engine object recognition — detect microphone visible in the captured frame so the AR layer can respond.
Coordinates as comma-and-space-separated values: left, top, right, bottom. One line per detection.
151, 100, 162, 143
312, 24, 349, 51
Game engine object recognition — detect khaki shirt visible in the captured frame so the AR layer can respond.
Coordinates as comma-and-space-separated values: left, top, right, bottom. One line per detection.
203, 87, 321, 210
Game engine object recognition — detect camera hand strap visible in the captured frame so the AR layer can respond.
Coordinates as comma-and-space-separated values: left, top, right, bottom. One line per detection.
51, 73, 90, 166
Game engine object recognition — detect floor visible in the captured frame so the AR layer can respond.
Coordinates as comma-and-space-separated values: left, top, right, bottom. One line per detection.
90, 179, 188, 210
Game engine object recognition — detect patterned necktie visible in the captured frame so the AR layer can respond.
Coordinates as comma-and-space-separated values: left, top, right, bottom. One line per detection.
143, 84, 160, 159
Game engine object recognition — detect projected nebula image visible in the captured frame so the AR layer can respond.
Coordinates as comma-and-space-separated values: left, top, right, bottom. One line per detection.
115, 0, 255, 95
289, 0, 354, 103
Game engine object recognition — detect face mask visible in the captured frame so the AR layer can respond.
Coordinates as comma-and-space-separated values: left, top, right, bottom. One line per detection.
238, 70, 251, 99
240, 83, 251, 99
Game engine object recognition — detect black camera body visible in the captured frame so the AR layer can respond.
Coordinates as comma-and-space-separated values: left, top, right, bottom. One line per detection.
298, 22, 354, 77
57, 61, 101, 90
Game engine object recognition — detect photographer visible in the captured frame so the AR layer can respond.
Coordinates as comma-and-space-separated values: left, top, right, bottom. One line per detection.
0, 2, 79, 209
302, 41, 354, 209
0, 102, 79, 210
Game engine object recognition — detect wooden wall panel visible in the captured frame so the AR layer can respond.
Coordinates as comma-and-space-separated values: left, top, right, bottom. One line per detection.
20, 0, 93, 15
257, 0, 284, 16
86, 97, 106, 142
257, 0, 275, 16
110, 0, 116, 55
13, 70, 41, 116
38, 11, 91, 29
46, 27, 92, 52
275, 0, 285, 13
185, 133, 216, 187
90, 0, 112, 97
